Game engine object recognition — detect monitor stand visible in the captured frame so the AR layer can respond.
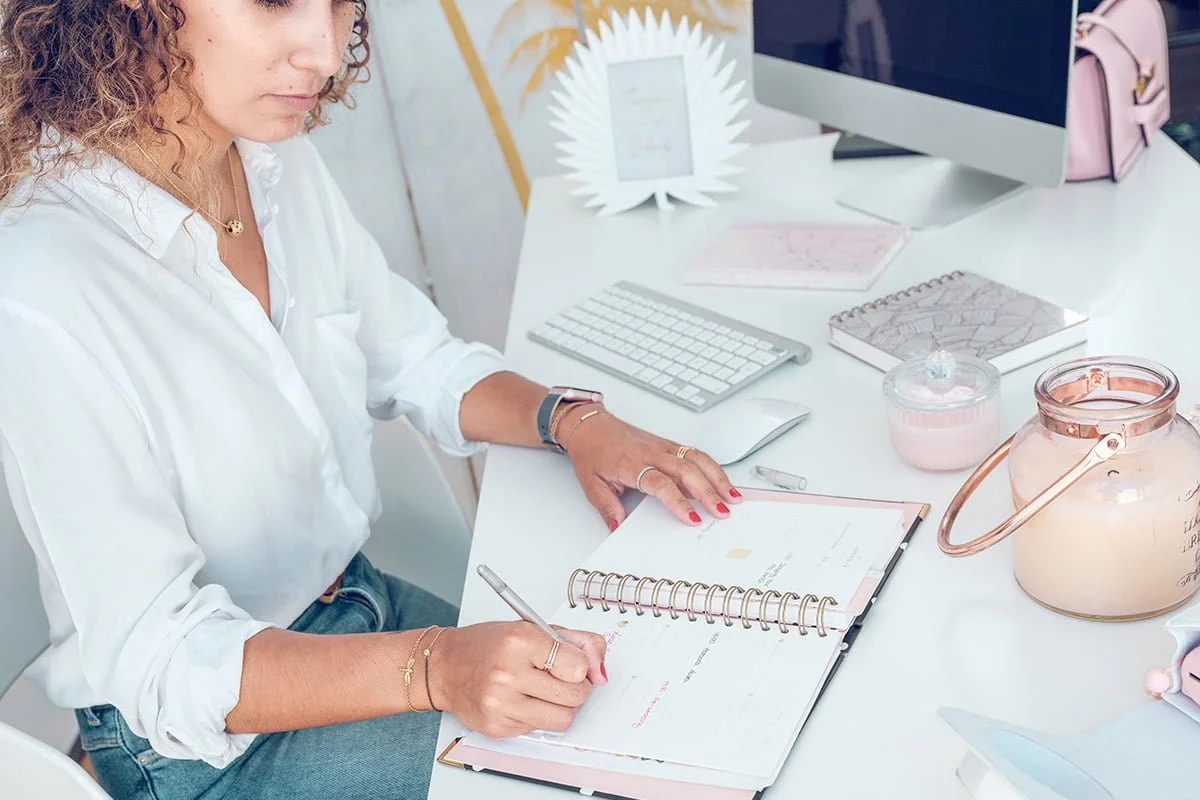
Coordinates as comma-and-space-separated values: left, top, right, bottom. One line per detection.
836, 158, 1027, 229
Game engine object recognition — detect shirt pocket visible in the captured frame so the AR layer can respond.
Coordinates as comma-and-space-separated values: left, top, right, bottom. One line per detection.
314, 303, 371, 432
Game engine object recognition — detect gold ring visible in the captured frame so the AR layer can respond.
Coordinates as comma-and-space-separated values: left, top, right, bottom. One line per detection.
635, 466, 659, 493
676, 446, 692, 460
541, 640, 561, 672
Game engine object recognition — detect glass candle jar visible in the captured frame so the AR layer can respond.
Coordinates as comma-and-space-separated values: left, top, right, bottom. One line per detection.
883, 350, 1001, 471
939, 356, 1200, 621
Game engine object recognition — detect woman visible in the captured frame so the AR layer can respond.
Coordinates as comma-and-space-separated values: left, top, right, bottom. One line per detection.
0, 2, 741, 798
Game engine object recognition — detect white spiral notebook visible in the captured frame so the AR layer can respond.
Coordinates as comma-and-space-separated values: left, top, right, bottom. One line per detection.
438, 488, 929, 800
828, 270, 1089, 374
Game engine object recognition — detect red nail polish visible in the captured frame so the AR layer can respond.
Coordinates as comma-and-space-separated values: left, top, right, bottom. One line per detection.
608, 520, 618, 532
600, 661, 608, 680
689, 511, 702, 524
729, 488, 742, 498
717, 502, 730, 514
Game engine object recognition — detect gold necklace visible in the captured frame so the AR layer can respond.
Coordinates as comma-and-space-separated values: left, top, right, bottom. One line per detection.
132, 142, 245, 237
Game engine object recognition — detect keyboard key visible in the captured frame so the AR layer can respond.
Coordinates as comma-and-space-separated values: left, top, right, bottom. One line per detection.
665, 363, 684, 376
727, 356, 747, 369
700, 346, 719, 359
696, 330, 715, 343
662, 383, 681, 395
577, 343, 641, 375
756, 340, 774, 350
737, 344, 757, 357
680, 368, 699, 381
664, 346, 683, 360
651, 356, 672, 370
688, 355, 708, 369
692, 375, 730, 394
712, 352, 732, 365
728, 331, 745, 341
749, 350, 776, 365
715, 367, 735, 381
677, 385, 699, 399
688, 395, 707, 407
636, 367, 662, 382
650, 374, 672, 388
734, 365, 762, 383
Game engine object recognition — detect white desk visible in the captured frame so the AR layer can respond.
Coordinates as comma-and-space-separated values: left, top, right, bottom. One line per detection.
430, 134, 1200, 799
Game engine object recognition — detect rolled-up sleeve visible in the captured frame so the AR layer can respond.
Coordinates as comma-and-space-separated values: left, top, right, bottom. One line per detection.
316, 149, 508, 456
0, 300, 272, 768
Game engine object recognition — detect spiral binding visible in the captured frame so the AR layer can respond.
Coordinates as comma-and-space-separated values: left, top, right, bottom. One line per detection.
829, 270, 965, 324
566, 568, 839, 637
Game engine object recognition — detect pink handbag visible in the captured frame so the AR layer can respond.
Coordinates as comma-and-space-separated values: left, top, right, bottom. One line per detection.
1067, 0, 1171, 182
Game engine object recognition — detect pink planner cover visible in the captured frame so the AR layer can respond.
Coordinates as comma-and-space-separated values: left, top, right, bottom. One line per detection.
437, 489, 929, 800
682, 221, 910, 291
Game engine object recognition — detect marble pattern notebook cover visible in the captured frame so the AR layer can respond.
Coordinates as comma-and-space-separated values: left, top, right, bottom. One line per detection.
682, 221, 910, 291
827, 270, 1089, 374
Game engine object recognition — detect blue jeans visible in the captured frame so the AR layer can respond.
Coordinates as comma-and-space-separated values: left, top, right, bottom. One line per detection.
75, 553, 458, 800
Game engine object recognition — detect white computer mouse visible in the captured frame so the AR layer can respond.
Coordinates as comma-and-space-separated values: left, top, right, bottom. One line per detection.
685, 397, 812, 466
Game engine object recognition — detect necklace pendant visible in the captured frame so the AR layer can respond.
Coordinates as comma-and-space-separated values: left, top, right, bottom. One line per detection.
225, 219, 245, 236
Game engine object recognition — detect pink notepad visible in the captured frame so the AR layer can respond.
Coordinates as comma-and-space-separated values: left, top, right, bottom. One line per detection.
682, 221, 910, 291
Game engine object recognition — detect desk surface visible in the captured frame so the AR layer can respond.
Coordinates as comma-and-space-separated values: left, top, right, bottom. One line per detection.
430, 135, 1200, 799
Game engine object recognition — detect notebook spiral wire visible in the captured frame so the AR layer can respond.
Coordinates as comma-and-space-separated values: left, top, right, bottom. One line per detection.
829, 270, 964, 322
566, 568, 839, 638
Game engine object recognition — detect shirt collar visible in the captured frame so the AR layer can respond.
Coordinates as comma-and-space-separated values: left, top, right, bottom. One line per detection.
56, 134, 284, 260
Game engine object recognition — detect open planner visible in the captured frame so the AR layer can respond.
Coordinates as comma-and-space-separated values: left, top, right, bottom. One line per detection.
437, 488, 929, 799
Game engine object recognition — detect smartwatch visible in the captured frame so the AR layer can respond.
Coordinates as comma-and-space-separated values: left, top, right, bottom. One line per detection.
537, 386, 604, 453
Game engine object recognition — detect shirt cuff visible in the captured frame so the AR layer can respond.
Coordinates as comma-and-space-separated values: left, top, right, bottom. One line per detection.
431, 348, 510, 457
132, 614, 276, 769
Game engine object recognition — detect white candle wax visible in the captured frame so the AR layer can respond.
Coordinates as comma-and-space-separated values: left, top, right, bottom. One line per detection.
1008, 422, 1200, 619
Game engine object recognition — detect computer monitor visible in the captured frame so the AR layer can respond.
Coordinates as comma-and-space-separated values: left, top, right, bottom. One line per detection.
752, 0, 1079, 228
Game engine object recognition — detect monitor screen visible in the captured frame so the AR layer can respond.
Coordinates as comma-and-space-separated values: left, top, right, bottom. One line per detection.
753, 0, 1077, 127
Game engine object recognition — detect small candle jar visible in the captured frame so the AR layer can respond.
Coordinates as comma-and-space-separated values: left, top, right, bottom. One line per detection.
939, 356, 1200, 621
882, 350, 1001, 471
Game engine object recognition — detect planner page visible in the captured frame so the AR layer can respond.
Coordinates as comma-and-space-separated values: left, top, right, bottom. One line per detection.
528, 601, 844, 779
577, 497, 905, 627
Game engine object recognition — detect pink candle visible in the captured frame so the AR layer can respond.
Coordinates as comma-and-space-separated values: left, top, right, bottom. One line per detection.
883, 351, 1001, 472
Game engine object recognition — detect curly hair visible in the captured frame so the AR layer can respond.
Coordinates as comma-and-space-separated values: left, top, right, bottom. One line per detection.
0, 0, 371, 206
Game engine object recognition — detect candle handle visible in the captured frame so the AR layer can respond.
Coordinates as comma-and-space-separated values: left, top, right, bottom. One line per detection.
938, 431, 1127, 557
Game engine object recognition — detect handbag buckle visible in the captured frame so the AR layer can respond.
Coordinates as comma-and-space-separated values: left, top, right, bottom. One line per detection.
1135, 61, 1156, 98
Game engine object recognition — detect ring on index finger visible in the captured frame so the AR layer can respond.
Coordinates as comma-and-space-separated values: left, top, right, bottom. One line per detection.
675, 446, 692, 461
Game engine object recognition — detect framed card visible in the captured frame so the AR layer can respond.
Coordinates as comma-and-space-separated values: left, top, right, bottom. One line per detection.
548, 10, 750, 215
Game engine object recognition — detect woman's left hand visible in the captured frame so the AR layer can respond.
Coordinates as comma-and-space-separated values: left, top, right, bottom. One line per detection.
559, 406, 742, 530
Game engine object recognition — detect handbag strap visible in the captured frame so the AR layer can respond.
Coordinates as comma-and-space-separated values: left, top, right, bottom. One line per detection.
1077, 12, 1156, 86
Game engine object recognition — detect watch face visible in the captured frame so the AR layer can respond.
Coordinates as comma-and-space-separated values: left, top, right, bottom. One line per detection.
557, 387, 602, 403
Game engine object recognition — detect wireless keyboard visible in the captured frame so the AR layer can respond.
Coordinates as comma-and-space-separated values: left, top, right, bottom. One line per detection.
527, 282, 812, 411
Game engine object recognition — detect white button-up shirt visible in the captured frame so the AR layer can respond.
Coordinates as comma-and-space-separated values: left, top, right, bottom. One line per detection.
0, 135, 506, 767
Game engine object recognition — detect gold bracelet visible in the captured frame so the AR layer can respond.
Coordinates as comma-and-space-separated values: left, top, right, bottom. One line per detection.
422, 627, 449, 712
402, 626, 436, 712
548, 398, 592, 445
561, 408, 605, 452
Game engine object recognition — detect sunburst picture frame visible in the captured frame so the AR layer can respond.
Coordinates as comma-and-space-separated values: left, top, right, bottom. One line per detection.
547, 9, 750, 215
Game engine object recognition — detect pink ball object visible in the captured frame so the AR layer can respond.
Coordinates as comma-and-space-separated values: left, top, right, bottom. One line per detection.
1144, 666, 1173, 697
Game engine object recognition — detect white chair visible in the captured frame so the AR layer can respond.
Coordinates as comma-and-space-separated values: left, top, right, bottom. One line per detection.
361, 417, 474, 606
0, 477, 113, 799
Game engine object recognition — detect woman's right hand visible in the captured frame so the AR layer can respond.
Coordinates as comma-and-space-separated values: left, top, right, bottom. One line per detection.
428, 621, 607, 739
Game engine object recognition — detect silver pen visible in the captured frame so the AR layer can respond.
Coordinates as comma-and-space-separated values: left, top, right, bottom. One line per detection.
477, 564, 566, 644
752, 464, 808, 492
